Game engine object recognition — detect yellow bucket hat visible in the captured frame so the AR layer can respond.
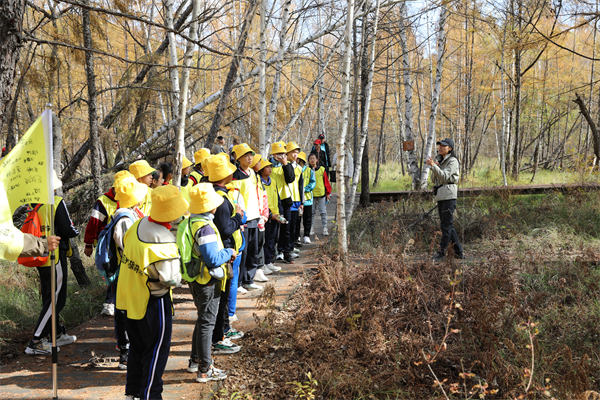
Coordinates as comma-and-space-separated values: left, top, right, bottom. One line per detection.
150, 185, 189, 222
194, 148, 211, 165
250, 154, 262, 169
256, 158, 272, 171
270, 141, 286, 155
286, 141, 301, 153
232, 143, 255, 160
114, 176, 148, 209
297, 151, 307, 163
181, 156, 193, 170
206, 153, 237, 182
129, 160, 156, 179
188, 183, 224, 214
114, 170, 134, 184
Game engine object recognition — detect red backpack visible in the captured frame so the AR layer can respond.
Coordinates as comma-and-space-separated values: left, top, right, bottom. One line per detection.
17, 204, 49, 267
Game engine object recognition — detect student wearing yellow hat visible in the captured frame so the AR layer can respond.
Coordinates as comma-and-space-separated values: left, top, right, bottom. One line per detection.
25, 172, 80, 355
108, 176, 148, 370
285, 141, 304, 258
174, 156, 194, 204
269, 141, 296, 263
129, 160, 155, 216
184, 183, 237, 382
117, 185, 187, 400
206, 153, 245, 353
250, 154, 271, 282
83, 170, 134, 317
190, 148, 211, 185
231, 143, 262, 292
256, 158, 283, 274
296, 151, 316, 245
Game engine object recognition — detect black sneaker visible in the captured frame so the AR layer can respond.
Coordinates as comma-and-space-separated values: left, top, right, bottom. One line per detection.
118, 351, 128, 370
432, 252, 445, 262
283, 253, 294, 264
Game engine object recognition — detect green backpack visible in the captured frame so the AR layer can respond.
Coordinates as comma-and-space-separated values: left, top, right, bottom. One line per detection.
176, 216, 204, 282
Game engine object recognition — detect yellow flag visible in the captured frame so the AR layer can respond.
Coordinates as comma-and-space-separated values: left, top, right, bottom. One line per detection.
0, 110, 54, 261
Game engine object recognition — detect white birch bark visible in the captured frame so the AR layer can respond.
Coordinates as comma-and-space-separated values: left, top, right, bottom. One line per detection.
172, 0, 201, 187
264, 0, 292, 151
500, 26, 508, 185
399, 2, 420, 188
317, 8, 326, 139
347, 0, 381, 222
135, 0, 387, 155
418, 5, 448, 189
164, 0, 180, 121
258, 0, 267, 154
336, 0, 355, 260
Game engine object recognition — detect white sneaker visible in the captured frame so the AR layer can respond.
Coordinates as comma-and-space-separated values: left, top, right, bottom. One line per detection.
237, 286, 248, 294
124, 395, 140, 400
266, 263, 281, 272
254, 269, 269, 282
25, 339, 60, 355
303, 236, 311, 244
242, 283, 263, 291
310, 228, 314, 235
293, 248, 300, 253
323, 227, 329, 236
101, 303, 114, 316
56, 332, 77, 346
229, 314, 238, 323
276, 253, 284, 260
262, 265, 273, 275
291, 253, 299, 259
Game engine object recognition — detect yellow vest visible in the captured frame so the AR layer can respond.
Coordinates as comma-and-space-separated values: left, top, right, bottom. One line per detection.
116, 218, 180, 320
302, 167, 313, 202
180, 179, 193, 205
37, 196, 61, 266
271, 166, 292, 200
263, 177, 280, 216
98, 194, 118, 222
217, 190, 243, 251
290, 165, 302, 202
313, 167, 326, 197
191, 217, 227, 291
190, 170, 203, 185
139, 187, 152, 216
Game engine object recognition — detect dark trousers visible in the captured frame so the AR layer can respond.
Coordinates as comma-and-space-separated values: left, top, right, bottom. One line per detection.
126, 294, 172, 400
302, 205, 313, 238
213, 277, 231, 341
33, 255, 68, 340
114, 276, 129, 352
257, 228, 265, 267
289, 210, 299, 249
438, 199, 463, 256
105, 281, 116, 303
264, 220, 279, 265
240, 226, 259, 285
189, 279, 221, 372
277, 204, 292, 254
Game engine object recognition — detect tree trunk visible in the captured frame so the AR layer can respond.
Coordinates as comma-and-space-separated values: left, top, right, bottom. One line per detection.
258, 0, 267, 155
204, 0, 258, 148
336, 0, 355, 262
172, 0, 201, 187
418, 6, 447, 189
165, 0, 181, 124
574, 93, 600, 162
399, 3, 420, 188
0, 0, 26, 136
82, 0, 102, 198
374, 59, 389, 188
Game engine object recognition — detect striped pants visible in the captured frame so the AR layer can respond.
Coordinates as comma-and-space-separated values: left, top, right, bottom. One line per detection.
125, 294, 172, 400
33, 255, 68, 340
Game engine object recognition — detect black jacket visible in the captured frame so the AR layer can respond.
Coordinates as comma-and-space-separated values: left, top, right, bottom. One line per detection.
311, 141, 331, 169
212, 185, 243, 249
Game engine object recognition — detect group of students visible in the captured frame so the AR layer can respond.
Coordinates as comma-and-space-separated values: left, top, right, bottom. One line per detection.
67, 140, 333, 399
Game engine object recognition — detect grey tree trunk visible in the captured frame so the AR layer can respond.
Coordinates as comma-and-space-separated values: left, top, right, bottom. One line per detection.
258, 0, 267, 155
82, 0, 102, 198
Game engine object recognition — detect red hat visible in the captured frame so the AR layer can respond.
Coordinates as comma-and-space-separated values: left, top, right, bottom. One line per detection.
314, 139, 322, 145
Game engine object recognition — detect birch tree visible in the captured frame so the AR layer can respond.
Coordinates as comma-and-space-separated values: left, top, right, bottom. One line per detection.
418, 5, 448, 189
347, 0, 381, 222
258, 0, 267, 154
172, 0, 202, 187
165, 0, 180, 123
336, 0, 355, 261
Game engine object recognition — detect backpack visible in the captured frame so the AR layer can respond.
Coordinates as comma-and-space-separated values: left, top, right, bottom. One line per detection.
177, 217, 226, 282
177, 216, 205, 282
95, 210, 135, 285
18, 204, 49, 267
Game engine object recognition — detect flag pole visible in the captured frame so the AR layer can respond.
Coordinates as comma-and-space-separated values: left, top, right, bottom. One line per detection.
46, 103, 58, 400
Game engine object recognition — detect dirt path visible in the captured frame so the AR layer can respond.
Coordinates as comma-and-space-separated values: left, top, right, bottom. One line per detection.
0, 200, 336, 400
